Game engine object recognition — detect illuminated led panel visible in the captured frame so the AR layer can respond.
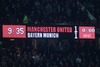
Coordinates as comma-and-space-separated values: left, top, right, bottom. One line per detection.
2, 25, 26, 38
79, 26, 95, 39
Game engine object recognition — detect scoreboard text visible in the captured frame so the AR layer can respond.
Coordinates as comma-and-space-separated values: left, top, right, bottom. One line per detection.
2, 25, 95, 39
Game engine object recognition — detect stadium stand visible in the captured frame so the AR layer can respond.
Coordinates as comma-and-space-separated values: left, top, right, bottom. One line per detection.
0, 0, 99, 24
0, 0, 100, 67
0, 39, 100, 67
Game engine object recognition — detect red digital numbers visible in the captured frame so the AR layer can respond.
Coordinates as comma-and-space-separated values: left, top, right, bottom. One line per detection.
79, 26, 95, 39
2, 25, 26, 38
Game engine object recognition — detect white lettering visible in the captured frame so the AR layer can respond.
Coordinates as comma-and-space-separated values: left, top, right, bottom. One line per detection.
43, 33, 59, 38
27, 33, 42, 38
83, 34, 91, 38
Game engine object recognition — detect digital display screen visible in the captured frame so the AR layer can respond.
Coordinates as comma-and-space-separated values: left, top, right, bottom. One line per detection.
79, 26, 95, 39
27, 26, 73, 38
2, 25, 26, 38
2, 25, 96, 39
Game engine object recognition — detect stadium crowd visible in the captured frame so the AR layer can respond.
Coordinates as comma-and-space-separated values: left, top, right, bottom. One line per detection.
0, 0, 99, 24
0, 39, 100, 67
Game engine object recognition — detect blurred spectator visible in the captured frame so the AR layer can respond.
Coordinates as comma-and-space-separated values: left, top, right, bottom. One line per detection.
32, 53, 41, 63
76, 56, 82, 64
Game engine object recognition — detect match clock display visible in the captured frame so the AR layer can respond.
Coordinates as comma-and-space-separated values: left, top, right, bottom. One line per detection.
2, 25, 26, 38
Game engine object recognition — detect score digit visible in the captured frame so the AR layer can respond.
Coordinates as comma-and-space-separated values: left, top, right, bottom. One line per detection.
8, 28, 13, 34
82, 28, 86, 32
16, 28, 24, 34
88, 28, 95, 32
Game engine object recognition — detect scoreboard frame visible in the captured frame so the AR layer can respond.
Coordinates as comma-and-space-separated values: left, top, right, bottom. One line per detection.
1, 24, 96, 39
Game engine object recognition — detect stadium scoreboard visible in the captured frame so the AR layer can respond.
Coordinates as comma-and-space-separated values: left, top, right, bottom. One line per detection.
1, 25, 95, 39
